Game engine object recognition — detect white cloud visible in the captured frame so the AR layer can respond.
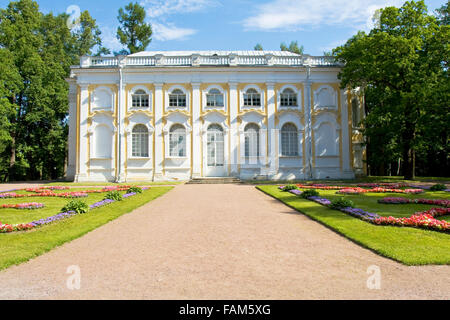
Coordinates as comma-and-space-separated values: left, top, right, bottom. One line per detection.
140, 0, 218, 41
242, 0, 404, 31
141, 0, 218, 18
152, 22, 197, 41
99, 25, 125, 53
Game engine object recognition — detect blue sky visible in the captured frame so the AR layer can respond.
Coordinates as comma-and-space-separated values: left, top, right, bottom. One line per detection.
0, 0, 445, 55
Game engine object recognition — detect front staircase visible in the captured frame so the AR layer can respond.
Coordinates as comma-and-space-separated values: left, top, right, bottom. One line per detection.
187, 177, 242, 184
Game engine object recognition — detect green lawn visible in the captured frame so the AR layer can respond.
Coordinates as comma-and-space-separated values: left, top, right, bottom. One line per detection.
246, 176, 449, 185
257, 185, 450, 265
0, 186, 173, 271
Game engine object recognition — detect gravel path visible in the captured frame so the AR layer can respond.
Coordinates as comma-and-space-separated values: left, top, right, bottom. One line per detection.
0, 184, 449, 300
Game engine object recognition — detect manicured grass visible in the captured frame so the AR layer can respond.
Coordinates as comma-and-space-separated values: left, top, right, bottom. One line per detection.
0, 186, 173, 271
246, 176, 449, 185
45, 181, 185, 186
257, 185, 450, 265
320, 190, 450, 219
0, 192, 106, 225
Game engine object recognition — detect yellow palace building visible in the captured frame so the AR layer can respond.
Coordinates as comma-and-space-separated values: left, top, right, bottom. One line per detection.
66, 51, 365, 182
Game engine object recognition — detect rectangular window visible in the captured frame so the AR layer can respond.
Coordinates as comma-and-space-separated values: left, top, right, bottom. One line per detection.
280, 94, 297, 107
132, 94, 150, 108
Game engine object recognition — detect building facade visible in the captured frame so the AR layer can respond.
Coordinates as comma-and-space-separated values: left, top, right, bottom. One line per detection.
66, 51, 365, 182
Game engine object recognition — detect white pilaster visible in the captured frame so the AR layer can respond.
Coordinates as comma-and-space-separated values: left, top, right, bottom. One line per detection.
266, 82, 278, 176
116, 65, 127, 182
154, 83, 164, 180
229, 82, 239, 176
304, 71, 313, 179
191, 82, 202, 177
75, 83, 89, 182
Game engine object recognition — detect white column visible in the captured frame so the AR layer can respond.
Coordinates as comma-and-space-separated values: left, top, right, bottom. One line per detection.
154, 83, 164, 180
116, 68, 127, 182
191, 83, 202, 177
229, 82, 239, 176
66, 79, 77, 181
341, 89, 354, 178
75, 83, 89, 182
266, 82, 278, 176
304, 76, 313, 179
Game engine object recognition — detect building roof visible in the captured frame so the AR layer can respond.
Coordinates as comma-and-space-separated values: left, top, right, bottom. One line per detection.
128, 50, 302, 57
76, 50, 340, 69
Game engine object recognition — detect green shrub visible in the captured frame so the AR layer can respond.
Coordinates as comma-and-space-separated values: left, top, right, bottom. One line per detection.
430, 184, 446, 191
330, 197, 354, 209
62, 200, 89, 214
104, 190, 123, 201
300, 189, 320, 199
127, 186, 143, 194
281, 185, 297, 191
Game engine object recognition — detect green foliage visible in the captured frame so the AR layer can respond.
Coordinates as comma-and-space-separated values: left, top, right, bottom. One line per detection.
300, 189, 320, 199
281, 185, 297, 191
116, 2, 152, 54
330, 197, 355, 209
280, 41, 304, 55
127, 186, 143, 194
333, 0, 449, 179
430, 184, 447, 191
0, 0, 106, 182
62, 199, 89, 214
254, 43, 263, 51
104, 191, 123, 201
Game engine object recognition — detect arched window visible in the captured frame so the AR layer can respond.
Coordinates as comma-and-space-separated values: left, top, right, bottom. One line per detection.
280, 88, 297, 107
243, 88, 261, 107
132, 89, 149, 108
95, 124, 112, 158
281, 123, 299, 156
132, 124, 149, 157
169, 89, 186, 107
206, 88, 224, 107
169, 124, 186, 157
244, 123, 260, 157
352, 97, 360, 127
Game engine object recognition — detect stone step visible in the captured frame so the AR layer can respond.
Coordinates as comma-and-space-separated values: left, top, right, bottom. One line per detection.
187, 177, 242, 184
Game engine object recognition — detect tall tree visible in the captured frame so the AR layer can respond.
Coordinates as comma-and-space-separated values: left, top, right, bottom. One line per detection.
0, 0, 106, 181
333, 0, 449, 179
280, 41, 304, 55
116, 2, 152, 54
254, 43, 263, 51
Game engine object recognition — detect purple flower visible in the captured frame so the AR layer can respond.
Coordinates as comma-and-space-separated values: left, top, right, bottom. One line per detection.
288, 189, 302, 196
122, 192, 137, 198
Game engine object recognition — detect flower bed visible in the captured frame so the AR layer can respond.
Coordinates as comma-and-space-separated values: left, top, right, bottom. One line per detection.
0, 203, 44, 210
0, 188, 148, 233
357, 183, 408, 188
378, 197, 450, 207
294, 184, 424, 194
301, 194, 449, 233
0, 191, 89, 199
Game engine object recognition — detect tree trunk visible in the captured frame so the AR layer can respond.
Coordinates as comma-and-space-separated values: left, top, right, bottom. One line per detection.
402, 145, 415, 180
8, 135, 16, 182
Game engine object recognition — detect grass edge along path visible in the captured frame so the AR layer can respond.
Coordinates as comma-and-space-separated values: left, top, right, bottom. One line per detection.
0, 186, 173, 271
256, 185, 450, 266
